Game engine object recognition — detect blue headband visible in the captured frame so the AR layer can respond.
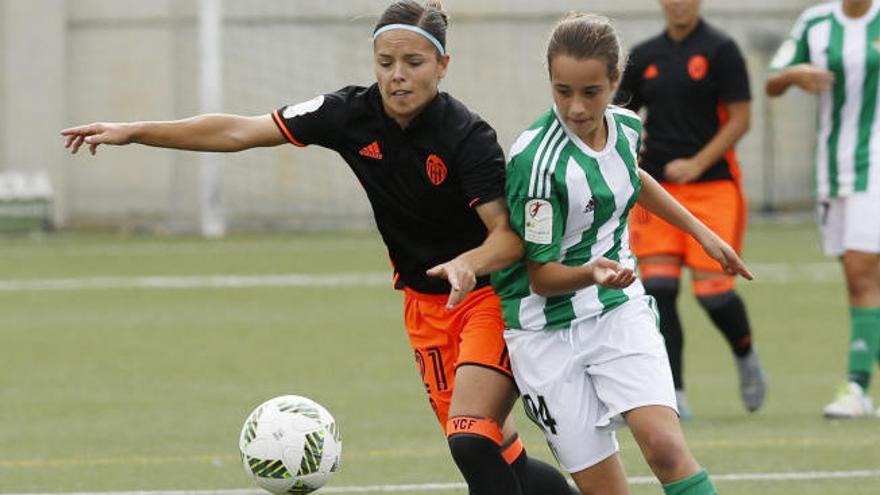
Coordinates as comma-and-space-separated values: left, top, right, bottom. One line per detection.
371, 24, 446, 56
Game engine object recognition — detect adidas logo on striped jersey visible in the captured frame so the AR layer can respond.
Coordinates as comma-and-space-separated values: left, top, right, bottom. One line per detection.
583, 195, 600, 213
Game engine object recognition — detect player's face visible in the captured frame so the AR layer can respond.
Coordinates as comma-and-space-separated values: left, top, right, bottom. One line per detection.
374, 30, 450, 128
550, 54, 618, 145
660, 0, 701, 29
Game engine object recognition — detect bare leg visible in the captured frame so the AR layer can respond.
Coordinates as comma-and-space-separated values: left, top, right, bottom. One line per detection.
841, 251, 880, 307
569, 453, 629, 495
449, 364, 519, 426
624, 405, 701, 484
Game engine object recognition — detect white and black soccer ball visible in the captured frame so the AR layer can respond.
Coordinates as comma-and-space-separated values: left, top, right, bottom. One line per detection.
239, 395, 342, 494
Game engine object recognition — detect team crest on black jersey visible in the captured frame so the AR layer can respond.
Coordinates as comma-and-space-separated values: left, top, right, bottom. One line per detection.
688, 55, 709, 81
426, 154, 447, 186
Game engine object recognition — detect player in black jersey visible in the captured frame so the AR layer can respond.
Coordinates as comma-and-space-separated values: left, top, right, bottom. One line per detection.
61, 2, 573, 494
615, 0, 765, 419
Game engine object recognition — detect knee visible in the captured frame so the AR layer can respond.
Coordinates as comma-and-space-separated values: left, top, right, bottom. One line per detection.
641, 264, 681, 299
446, 416, 504, 466
639, 430, 691, 477
695, 288, 737, 311
842, 254, 880, 297
692, 275, 736, 306
642, 274, 681, 317
643, 275, 680, 297
448, 433, 495, 465
446, 417, 525, 494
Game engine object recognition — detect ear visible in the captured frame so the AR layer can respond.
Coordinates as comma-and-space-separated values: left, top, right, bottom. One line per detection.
609, 70, 621, 92
438, 53, 451, 80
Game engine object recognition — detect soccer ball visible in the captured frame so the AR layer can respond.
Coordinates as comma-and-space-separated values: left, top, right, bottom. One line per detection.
239, 395, 342, 494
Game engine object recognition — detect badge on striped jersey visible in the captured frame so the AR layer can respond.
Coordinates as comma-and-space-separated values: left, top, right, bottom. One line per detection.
524, 199, 553, 244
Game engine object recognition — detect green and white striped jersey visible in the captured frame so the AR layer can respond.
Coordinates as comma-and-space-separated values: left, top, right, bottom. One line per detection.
491, 106, 644, 331
770, 1, 880, 197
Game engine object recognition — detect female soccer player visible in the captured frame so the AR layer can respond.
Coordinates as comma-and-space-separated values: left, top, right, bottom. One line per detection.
493, 12, 752, 494
61, 2, 572, 493
767, 0, 880, 419
614, 0, 764, 419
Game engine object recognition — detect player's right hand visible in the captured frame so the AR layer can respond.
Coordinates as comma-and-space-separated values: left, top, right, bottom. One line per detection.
663, 157, 704, 184
789, 64, 834, 94
61, 122, 134, 155
426, 258, 477, 310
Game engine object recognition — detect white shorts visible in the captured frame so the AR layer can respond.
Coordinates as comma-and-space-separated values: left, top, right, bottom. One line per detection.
817, 193, 880, 256
504, 296, 677, 474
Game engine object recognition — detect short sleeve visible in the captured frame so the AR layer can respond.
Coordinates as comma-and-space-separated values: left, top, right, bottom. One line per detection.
715, 39, 752, 103
615, 47, 645, 111
769, 12, 811, 71
272, 89, 348, 150
455, 120, 506, 207
506, 158, 566, 263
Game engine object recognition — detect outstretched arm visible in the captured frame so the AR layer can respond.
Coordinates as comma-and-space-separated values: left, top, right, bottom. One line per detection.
766, 64, 834, 97
636, 170, 753, 279
61, 113, 286, 155
426, 198, 524, 308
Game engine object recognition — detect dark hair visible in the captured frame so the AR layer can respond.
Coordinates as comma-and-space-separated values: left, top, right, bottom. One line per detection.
546, 12, 623, 81
373, 0, 449, 55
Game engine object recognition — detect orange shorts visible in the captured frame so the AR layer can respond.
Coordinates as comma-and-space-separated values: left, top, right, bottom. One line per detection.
630, 179, 747, 273
404, 285, 513, 427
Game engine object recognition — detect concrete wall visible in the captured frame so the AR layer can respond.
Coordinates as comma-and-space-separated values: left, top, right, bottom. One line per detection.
1, 0, 821, 232
1, 0, 67, 225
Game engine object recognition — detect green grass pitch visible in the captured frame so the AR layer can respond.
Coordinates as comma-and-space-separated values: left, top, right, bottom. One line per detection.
1, 222, 878, 494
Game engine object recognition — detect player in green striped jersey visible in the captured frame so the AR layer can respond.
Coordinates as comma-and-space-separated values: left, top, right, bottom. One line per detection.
767, 0, 880, 419
492, 12, 752, 495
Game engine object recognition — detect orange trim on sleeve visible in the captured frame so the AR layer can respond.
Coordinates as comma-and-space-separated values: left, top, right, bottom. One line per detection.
716, 100, 730, 125
692, 276, 736, 297
639, 263, 682, 280
445, 416, 503, 446
469, 197, 481, 208
271, 110, 306, 147
716, 101, 742, 183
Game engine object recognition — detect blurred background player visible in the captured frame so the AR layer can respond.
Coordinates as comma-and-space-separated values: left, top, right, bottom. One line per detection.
493, 12, 753, 494
60, 1, 574, 493
767, 0, 880, 419
614, 0, 766, 418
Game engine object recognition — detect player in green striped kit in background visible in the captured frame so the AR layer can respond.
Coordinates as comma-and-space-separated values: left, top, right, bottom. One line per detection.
492, 12, 753, 495
767, 0, 880, 419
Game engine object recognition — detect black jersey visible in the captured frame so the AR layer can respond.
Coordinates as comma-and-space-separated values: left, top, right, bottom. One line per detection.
272, 84, 506, 294
615, 20, 751, 183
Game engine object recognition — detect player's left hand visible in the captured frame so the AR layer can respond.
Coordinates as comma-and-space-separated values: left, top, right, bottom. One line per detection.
426, 259, 477, 309
664, 158, 704, 184
589, 257, 637, 289
699, 233, 754, 280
